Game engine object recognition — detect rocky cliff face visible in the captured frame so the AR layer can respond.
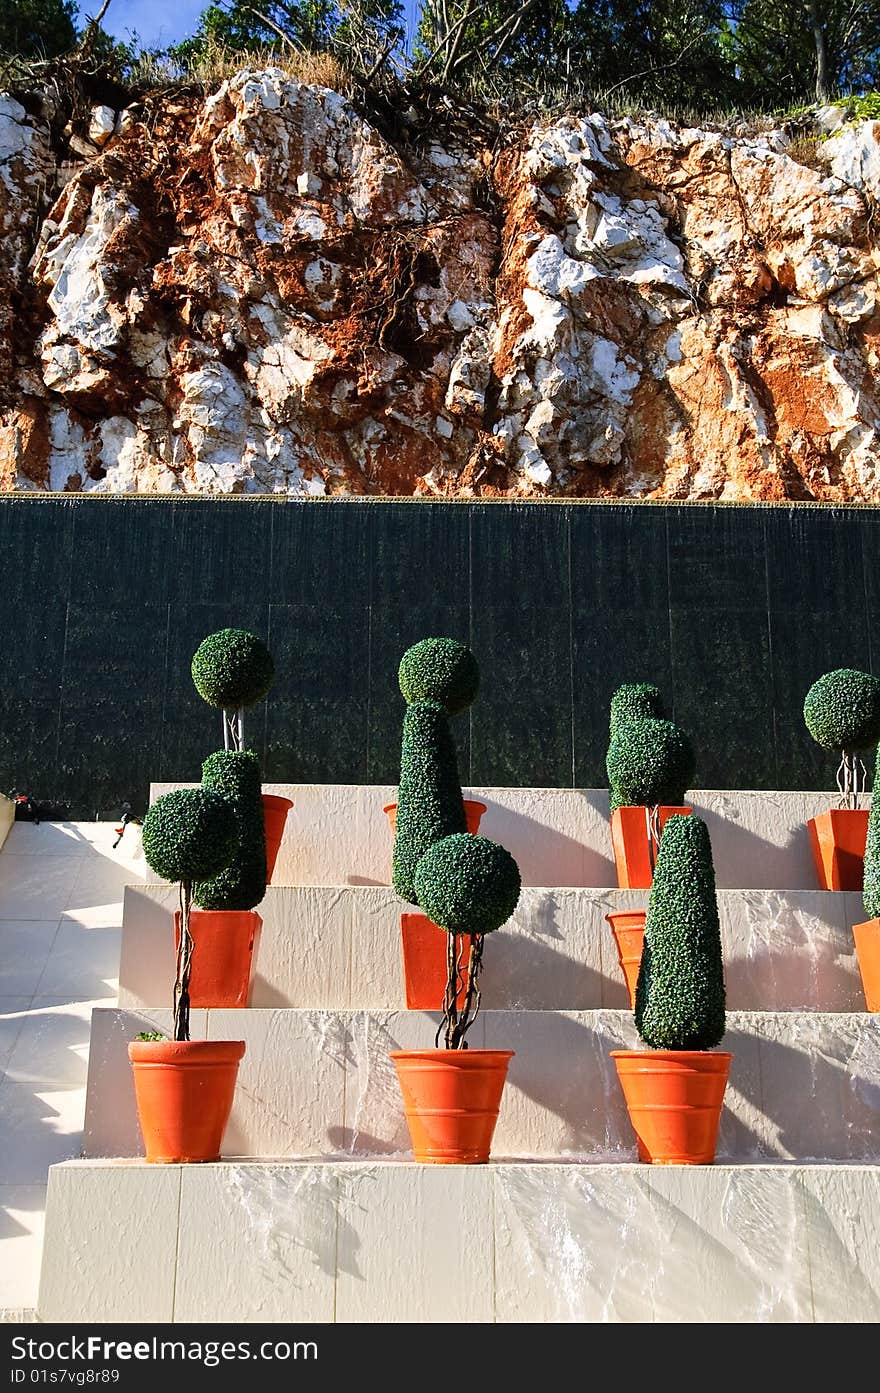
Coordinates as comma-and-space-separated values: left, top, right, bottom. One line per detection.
1, 70, 879, 498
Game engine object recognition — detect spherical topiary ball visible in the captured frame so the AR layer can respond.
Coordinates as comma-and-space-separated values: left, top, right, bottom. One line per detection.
413, 833, 521, 935
399, 638, 479, 715
609, 683, 664, 738
803, 669, 880, 752
142, 788, 237, 885
606, 717, 695, 808
191, 629, 275, 711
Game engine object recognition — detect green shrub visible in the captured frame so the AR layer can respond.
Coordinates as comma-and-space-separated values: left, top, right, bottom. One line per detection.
141, 787, 236, 885
863, 749, 880, 920
606, 717, 694, 809
635, 814, 726, 1050
608, 683, 667, 812
191, 629, 275, 710
609, 683, 665, 739
194, 750, 267, 911
414, 833, 521, 935
393, 702, 467, 903
803, 668, 880, 752
398, 637, 479, 715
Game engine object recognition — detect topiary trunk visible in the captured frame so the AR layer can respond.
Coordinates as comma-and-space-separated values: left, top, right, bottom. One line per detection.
194, 750, 267, 910
863, 749, 880, 919
634, 813, 725, 1050
392, 702, 467, 905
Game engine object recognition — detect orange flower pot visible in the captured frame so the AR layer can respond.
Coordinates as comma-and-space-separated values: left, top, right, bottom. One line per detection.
262, 794, 293, 882
807, 808, 869, 890
610, 806, 692, 889
391, 1048, 514, 1164
400, 913, 468, 1011
128, 1039, 245, 1163
174, 909, 261, 1008
383, 799, 487, 835
612, 1049, 732, 1164
852, 917, 880, 1011
605, 909, 646, 1008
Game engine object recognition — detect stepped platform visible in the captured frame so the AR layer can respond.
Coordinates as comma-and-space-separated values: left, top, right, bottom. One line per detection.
83, 1008, 880, 1164
150, 784, 860, 890
39, 1160, 880, 1323
119, 884, 866, 1011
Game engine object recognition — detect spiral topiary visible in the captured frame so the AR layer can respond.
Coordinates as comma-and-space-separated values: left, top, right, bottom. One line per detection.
635, 813, 725, 1050
606, 717, 694, 810
398, 638, 479, 715
863, 749, 880, 920
803, 668, 880, 753
414, 833, 521, 936
609, 683, 665, 740
194, 750, 267, 911
393, 638, 478, 906
142, 787, 237, 886
191, 629, 275, 711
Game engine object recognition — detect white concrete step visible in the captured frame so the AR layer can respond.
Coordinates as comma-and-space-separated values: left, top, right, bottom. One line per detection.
83, 1007, 880, 1165
151, 784, 860, 890
118, 883, 868, 1013
39, 1158, 880, 1323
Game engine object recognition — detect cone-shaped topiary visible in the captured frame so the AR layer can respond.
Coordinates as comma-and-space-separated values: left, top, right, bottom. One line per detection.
414, 833, 521, 936
194, 750, 267, 911
142, 788, 237, 886
606, 716, 695, 810
803, 669, 880, 753
398, 637, 479, 715
609, 683, 665, 739
191, 629, 275, 711
393, 701, 468, 903
634, 813, 725, 1050
393, 638, 478, 906
863, 749, 880, 920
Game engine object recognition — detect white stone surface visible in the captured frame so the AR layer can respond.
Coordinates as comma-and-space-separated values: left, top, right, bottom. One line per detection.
0, 821, 144, 1314
38, 1160, 880, 1322
150, 783, 857, 890
120, 882, 864, 1011
39, 1162, 180, 1323
83, 1007, 880, 1164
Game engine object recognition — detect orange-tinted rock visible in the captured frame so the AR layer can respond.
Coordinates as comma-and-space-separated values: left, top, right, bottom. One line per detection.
0, 77, 879, 498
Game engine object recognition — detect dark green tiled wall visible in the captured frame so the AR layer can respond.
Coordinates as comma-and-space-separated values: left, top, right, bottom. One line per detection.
0, 497, 876, 816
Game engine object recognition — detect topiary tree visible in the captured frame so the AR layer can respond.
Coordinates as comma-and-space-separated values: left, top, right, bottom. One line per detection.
803, 668, 880, 809
608, 683, 666, 813
392, 638, 477, 905
414, 833, 521, 1049
191, 629, 275, 752
609, 683, 665, 740
194, 750, 267, 911
141, 788, 237, 1042
606, 716, 695, 811
634, 813, 725, 1051
863, 748, 880, 920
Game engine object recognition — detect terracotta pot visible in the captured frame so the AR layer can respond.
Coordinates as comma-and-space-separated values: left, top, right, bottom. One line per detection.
174, 909, 261, 1008
383, 799, 487, 836
262, 794, 293, 882
807, 808, 869, 890
610, 806, 692, 889
128, 1039, 245, 1163
391, 1049, 513, 1164
612, 1049, 732, 1164
400, 913, 468, 1010
605, 909, 646, 1008
852, 917, 880, 1011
